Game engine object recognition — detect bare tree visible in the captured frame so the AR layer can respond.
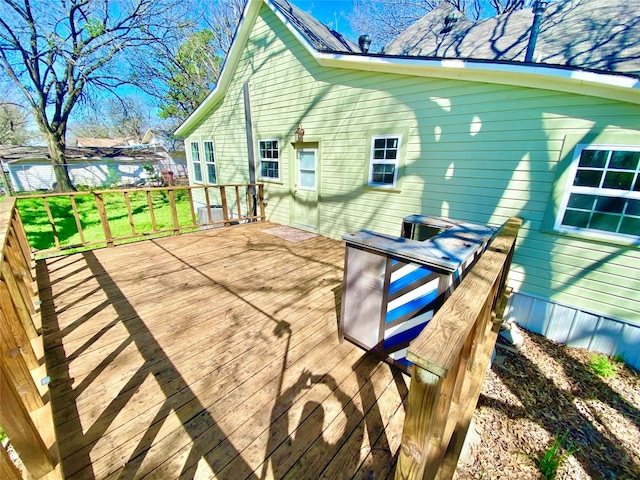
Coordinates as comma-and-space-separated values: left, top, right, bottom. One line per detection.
349, 0, 530, 51
0, 0, 186, 191
200, 0, 246, 57
70, 95, 157, 140
138, 0, 245, 124
489, 0, 528, 15
0, 102, 29, 145
154, 29, 224, 123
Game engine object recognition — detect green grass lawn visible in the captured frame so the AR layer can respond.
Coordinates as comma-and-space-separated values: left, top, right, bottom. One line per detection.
17, 190, 197, 254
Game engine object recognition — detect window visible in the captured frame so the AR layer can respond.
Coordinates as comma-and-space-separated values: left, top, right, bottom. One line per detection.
203, 141, 217, 184
369, 135, 400, 188
555, 145, 640, 239
298, 149, 316, 191
190, 142, 203, 183
258, 139, 280, 180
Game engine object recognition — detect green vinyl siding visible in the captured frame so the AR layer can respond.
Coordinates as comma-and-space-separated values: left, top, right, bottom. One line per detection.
183, 4, 640, 326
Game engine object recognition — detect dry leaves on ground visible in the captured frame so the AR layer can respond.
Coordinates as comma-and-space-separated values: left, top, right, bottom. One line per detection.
455, 324, 640, 480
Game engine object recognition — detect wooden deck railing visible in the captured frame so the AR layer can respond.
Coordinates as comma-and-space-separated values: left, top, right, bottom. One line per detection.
0, 197, 60, 479
17, 183, 266, 254
395, 217, 522, 480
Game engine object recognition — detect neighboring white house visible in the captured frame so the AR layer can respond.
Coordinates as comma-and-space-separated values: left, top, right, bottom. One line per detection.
0, 145, 169, 191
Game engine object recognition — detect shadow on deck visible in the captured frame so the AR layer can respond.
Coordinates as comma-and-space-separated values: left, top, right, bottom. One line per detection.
38, 222, 409, 479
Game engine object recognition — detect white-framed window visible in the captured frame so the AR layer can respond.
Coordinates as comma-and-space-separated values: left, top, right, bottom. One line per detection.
368, 135, 401, 188
190, 142, 203, 183
555, 145, 640, 240
203, 140, 217, 184
297, 148, 317, 191
258, 139, 280, 180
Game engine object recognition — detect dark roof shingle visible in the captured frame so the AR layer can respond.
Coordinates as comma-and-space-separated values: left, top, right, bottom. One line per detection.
271, 0, 360, 53
382, 0, 640, 76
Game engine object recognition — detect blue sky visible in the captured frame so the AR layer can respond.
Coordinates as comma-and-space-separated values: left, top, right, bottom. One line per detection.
293, 1, 357, 39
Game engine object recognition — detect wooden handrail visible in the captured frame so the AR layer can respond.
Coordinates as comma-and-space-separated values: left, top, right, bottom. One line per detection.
15, 183, 263, 198
0, 197, 59, 479
395, 217, 522, 480
15, 183, 267, 254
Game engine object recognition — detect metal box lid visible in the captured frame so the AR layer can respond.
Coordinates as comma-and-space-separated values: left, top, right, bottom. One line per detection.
343, 217, 496, 272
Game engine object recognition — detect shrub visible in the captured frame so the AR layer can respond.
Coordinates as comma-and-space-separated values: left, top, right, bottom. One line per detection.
589, 354, 619, 378
533, 431, 579, 480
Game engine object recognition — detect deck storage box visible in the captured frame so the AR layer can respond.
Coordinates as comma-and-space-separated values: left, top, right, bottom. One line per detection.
339, 215, 496, 371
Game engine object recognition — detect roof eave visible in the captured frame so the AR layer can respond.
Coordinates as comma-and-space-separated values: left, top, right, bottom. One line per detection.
316, 53, 640, 105
175, 0, 335, 138
174, 0, 265, 138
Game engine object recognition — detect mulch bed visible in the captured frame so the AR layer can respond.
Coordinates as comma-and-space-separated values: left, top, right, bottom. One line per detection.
455, 324, 640, 479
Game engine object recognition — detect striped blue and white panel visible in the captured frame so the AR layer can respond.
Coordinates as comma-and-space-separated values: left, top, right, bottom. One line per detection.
382, 259, 448, 367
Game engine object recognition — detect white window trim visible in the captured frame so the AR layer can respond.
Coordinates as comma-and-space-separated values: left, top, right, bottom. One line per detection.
258, 138, 281, 181
297, 148, 317, 191
189, 141, 203, 184
203, 140, 217, 184
368, 134, 401, 189
554, 143, 640, 243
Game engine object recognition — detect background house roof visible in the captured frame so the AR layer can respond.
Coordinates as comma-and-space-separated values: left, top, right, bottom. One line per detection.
270, 0, 360, 53
382, 0, 640, 76
75, 137, 137, 147
0, 146, 167, 164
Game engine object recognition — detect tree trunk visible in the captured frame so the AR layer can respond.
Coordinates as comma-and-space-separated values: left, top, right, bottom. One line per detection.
43, 133, 75, 192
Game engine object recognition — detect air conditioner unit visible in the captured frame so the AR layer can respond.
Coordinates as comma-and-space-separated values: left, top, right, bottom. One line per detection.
197, 205, 231, 230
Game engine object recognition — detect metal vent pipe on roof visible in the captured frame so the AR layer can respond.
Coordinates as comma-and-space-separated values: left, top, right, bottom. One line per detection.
525, 1, 548, 62
359, 34, 371, 53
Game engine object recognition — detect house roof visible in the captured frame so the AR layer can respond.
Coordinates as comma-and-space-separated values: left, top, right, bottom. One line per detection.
270, 0, 360, 53
0, 146, 167, 164
382, 0, 640, 76
174, 0, 640, 138
75, 137, 137, 147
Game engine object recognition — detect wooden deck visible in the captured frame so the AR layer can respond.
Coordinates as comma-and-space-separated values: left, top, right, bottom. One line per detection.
38, 222, 410, 480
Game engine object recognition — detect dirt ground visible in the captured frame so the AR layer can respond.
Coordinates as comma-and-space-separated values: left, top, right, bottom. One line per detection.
455, 324, 640, 480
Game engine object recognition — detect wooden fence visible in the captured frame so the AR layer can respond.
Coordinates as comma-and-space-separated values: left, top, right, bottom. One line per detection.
0, 198, 60, 479
17, 184, 266, 254
395, 217, 522, 480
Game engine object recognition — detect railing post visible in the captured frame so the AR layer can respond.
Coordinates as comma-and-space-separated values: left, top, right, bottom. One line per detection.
168, 189, 180, 235
94, 192, 114, 247
397, 351, 462, 480
396, 369, 446, 479
10, 211, 34, 276
235, 185, 242, 219
246, 187, 252, 220
258, 184, 266, 221
204, 187, 213, 224
187, 188, 197, 226
0, 363, 54, 479
0, 285, 38, 368
147, 190, 160, 232
0, 262, 37, 339
4, 239, 35, 302
41, 197, 60, 250
219, 186, 231, 226
69, 194, 86, 245
0, 313, 43, 411
123, 191, 136, 237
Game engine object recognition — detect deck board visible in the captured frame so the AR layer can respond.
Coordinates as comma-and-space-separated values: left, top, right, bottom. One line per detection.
38, 222, 409, 480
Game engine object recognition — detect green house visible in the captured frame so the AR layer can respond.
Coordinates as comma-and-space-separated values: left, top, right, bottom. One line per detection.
175, 0, 640, 367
